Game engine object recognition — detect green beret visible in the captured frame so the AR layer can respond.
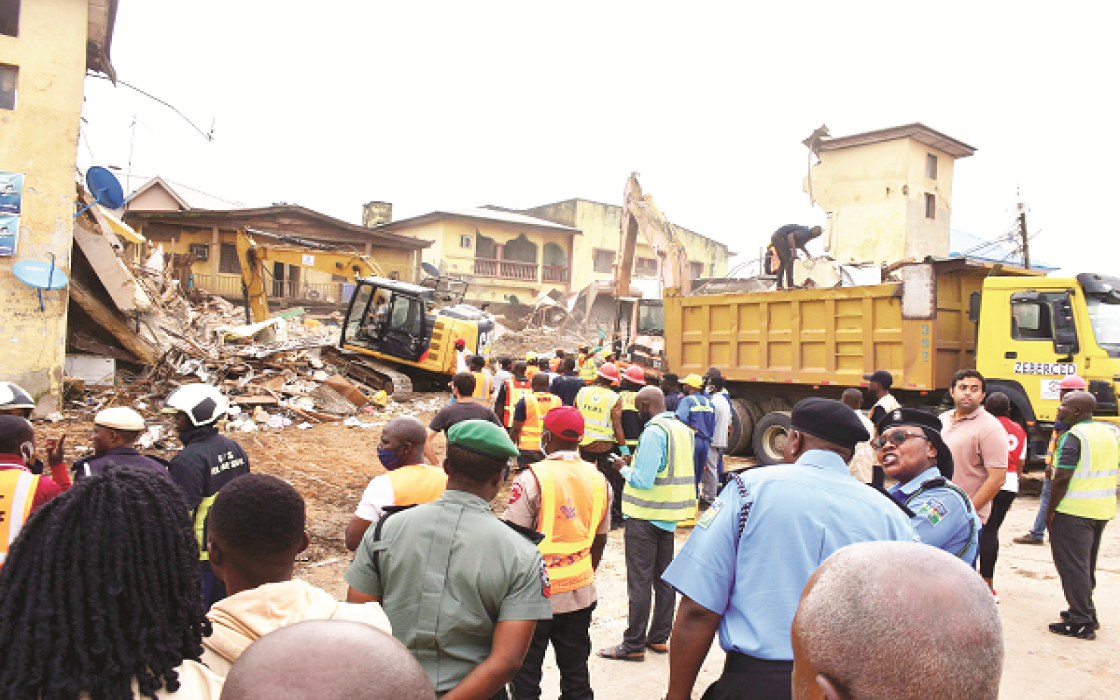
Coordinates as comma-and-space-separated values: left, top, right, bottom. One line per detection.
447, 420, 520, 459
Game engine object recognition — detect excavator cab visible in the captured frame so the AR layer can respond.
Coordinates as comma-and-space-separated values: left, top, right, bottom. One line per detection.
344, 278, 437, 362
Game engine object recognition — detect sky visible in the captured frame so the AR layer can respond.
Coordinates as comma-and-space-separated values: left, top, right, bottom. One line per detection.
77, 1, 1120, 276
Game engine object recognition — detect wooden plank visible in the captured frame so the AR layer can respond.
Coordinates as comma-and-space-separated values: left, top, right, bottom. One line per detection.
69, 279, 157, 364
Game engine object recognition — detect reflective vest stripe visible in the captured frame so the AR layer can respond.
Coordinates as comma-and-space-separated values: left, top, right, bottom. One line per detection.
579, 356, 599, 384
504, 378, 533, 427
621, 416, 697, 522
534, 459, 607, 593
194, 494, 218, 561
520, 393, 563, 451
0, 470, 37, 566
576, 386, 619, 445
387, 465, 448, 506
1057, 422, 1119, 520
620, 497, 697, 510
471, 372, 492, 401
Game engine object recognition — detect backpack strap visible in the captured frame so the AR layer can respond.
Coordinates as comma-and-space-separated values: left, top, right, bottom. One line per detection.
502, 519, 546, 545
371, 504, 418, 585
868, 483, 917, 519
904, 477, 977, 559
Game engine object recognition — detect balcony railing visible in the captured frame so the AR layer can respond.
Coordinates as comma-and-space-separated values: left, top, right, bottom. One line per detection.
473, 258, 540, 281
542, 265, 569, 283
192, 274, 351, 303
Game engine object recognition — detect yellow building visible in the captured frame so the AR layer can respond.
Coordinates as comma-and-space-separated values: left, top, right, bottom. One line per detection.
377, 199, 730, 305
0, 0, 117, 413
804, 123, 976, 265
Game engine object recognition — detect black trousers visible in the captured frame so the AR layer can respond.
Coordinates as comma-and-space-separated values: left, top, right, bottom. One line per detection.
770, 232, 794, 289
581, 447, 624, 526
511, 603, 596, 700
622, 518, 676, 652
1050, 512, 1108, 625
978, 489, 1017, 579
701, 653, 794, 700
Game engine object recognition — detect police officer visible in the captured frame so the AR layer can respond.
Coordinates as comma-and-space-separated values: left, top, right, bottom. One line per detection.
346, 420, 553, 699
662, 398, 917, 700
876, 408, 981, 564
73, 407, 168, 481
675, 374, 715, 498
163, 384, 251, 609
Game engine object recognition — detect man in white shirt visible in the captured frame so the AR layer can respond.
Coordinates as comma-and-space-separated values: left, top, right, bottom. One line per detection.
703, 376, 733, 506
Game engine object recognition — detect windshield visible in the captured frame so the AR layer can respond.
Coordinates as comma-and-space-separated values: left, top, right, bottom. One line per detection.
1085, 296, 1120, 350
637, 302, 664, 335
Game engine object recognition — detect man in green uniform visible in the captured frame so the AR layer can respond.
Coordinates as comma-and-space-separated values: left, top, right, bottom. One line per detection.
346, 420, 553, 699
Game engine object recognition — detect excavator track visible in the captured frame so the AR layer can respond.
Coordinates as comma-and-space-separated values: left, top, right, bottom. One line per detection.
321, 346, 414, 396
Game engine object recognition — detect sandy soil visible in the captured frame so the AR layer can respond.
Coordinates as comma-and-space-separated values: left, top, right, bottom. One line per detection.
36, 397, 1120, 698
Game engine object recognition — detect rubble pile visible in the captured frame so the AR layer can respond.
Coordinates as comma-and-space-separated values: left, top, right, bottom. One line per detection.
491, 322, 591, 360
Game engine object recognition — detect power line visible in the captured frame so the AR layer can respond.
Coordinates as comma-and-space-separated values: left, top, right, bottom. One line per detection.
89, 73, 215, 142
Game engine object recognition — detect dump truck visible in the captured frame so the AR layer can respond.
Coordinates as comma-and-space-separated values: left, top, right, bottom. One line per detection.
663, 259, 1120, 465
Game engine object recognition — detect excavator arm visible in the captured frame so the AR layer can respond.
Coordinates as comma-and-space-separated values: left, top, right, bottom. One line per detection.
619, 173, 693, 297
236, 228, 383, 323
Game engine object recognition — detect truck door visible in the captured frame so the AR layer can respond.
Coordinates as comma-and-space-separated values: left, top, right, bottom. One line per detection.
1002, 289, 1080, 423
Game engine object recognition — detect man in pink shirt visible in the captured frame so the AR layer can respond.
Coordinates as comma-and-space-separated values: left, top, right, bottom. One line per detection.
939, 370, 1007, 524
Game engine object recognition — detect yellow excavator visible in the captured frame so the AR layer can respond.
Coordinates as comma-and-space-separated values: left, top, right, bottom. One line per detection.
236, 228, 495, 393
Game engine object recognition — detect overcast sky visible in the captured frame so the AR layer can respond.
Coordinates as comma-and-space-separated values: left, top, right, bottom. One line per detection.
78, 1, 1119, 275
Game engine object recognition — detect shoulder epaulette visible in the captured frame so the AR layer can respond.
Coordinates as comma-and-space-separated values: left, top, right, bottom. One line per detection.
502, 519, 545, 545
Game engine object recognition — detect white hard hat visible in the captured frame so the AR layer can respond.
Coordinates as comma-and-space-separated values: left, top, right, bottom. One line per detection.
162, 384, 227, 427
95, 406, 146, 432
0, 382, 36, 410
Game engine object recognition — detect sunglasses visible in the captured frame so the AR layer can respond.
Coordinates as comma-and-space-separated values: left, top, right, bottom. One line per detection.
871, 429, 929, 451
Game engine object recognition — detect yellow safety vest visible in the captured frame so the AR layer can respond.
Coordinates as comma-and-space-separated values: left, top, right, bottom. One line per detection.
621, 415, 697, 522
532, 458, 607, 594
619, 391, 641, 448
519, 392, 563, 451
387, 464, 448, 506
576, 385, 619, 446
0, 469, 38, 569
504, 377, 533, 427
1056, 421, 1120, 520
579, 355, 599, 384
194, 494, 218, 561
471, 371, 492, 403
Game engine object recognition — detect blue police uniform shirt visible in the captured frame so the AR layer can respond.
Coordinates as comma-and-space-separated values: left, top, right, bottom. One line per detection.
676, 393, 715, 441
662, 449, 918, 661
889, 465, 981, 563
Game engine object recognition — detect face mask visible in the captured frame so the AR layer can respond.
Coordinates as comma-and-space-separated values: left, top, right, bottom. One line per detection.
378, 446, 404, 470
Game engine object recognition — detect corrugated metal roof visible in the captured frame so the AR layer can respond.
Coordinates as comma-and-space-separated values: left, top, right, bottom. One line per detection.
949, 228, 1057, 271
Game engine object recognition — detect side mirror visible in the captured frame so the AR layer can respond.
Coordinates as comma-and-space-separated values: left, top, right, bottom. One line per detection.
968, 292, 982, 323
1051, 293, 1080, 356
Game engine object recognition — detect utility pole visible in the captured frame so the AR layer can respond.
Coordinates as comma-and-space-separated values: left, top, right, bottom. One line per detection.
1018, 204, 1030, 270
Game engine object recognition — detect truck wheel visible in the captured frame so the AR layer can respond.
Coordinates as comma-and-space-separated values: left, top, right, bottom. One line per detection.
727, 399, 760, 456
752, 411, 792, 466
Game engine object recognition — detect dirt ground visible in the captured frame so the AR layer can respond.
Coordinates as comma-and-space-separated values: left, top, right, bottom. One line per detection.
37, 397, 1120, 698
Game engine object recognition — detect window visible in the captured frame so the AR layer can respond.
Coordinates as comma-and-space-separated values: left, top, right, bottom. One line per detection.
593, 249, 615, 273
925, 193, 936, 219
542, 242, 567, 267
503, 233, 537, 263
476, 233, 497, 259
218, 243, 240, 274
188, 243, 209, 261
689, 261, 705, 280
926, 154, 938, 180
634, 256, 658, 276
0, 64, 16, 111
459, 235, 472, 249
0, 0, 19, 37
1011, 300, 1054, 341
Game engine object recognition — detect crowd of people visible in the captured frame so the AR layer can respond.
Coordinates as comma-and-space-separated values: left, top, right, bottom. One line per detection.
0, 339, 1115, 699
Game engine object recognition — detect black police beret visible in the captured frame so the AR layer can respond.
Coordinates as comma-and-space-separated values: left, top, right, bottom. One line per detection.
791, 397, 870, 450
875, 407, 954, 479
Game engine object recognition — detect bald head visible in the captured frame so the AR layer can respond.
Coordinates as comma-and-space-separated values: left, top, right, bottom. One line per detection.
1058, 390, 1097, 427
384, 415, 428, 447
841, 388, 863, 411
635, 386, 665, 416
792, 542, 1003, 700
222, 620, 434, 700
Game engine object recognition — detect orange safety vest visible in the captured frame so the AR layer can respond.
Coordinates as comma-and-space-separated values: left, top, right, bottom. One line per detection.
471, 371, 493, 403
0, 468, 38, 569
518, 392, 563, 451
531, 458, 607, 594
386, 464, 448, 506
526, 366, 539, 382
504, 377, 533, 427
549, 358, 562, 373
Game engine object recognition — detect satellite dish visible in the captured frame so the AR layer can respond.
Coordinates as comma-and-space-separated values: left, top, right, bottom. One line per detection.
421, 262, 440, 278
13, 256, 69, 312
74, 166, 125, 217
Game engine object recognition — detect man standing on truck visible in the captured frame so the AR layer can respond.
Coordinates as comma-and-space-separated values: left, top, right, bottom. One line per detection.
940, 370, 1008, 528
865, 370, 901, 430
769, 224, 822, 290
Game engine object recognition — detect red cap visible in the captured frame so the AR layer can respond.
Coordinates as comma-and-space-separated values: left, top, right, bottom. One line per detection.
454, 338, 466, 347
543, 406, 585, 439
1059, 374, 1087, 390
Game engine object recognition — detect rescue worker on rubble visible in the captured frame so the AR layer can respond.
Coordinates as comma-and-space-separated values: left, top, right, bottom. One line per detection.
0, 382, 46, 474
575, 363, 628, 528
510, 372, 564, 470
346, 420, 553, 699
576, 343, 590, 370
0, 414, 70, 570
618, 365, 648, 458
495, 361, 534, 429
163, 383, 251, 609
72, 406, 168, 481
769, 224, 822, 290
676, 374, 716, 498
504, 406, 611, 700
578, 347, 601, 385
469, 355, 493, 407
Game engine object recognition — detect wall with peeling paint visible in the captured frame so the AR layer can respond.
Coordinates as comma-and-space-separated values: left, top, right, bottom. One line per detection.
805, 138, 957, 265
0, 0, 91, 414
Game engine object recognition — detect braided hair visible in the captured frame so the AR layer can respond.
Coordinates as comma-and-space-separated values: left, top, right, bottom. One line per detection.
0, 464, 209, 700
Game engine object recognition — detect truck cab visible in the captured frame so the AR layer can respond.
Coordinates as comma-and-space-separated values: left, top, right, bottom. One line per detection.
977, 273, 1120, 459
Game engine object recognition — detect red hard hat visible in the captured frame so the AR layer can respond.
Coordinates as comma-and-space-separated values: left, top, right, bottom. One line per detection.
1059, 374, 1087, 390
597, 363, 620, 382
623, 365, 647, 384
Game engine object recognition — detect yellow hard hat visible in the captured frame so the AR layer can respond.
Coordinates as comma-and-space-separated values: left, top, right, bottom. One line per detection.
681, 374, 704, 389
525, 351, 538, 361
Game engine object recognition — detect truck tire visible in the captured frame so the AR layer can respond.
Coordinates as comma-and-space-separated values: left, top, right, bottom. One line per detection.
728, 398, 761, 456
752, 411, 792, 466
